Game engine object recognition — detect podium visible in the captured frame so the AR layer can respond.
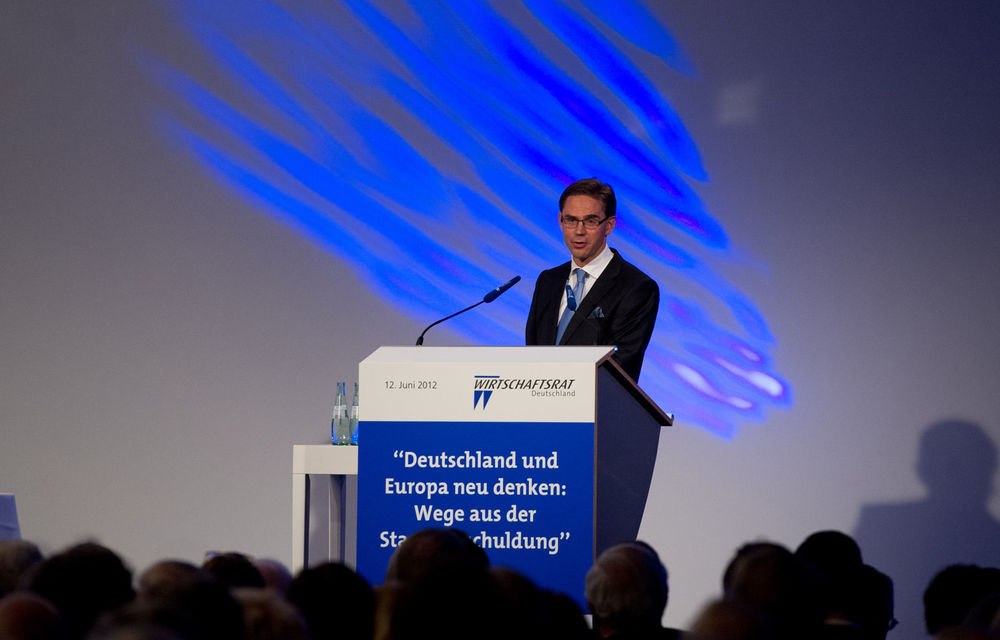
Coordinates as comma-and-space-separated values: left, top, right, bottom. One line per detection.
354, 346, 670, 602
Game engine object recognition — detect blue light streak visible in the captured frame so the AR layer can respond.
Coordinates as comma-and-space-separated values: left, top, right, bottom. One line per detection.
147, 0, 791, 436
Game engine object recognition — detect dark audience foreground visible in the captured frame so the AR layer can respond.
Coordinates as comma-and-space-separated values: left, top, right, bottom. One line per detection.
0, 527, 997, 640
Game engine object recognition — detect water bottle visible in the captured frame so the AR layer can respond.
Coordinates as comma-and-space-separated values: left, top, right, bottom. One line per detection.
349, 382, 360, 445
331, 382, 350, 444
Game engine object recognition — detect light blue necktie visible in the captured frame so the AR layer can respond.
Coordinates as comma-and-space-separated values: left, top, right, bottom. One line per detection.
555, 268, 587, 344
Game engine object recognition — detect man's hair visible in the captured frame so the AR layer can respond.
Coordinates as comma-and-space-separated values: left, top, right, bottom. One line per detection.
795, 530, 863, 615
385, 528, 488, 585
585, 541, 668, 635
924, 563, 1000, 634
288, 562, 374, 640
24, 541, 135, 640
721, 541, 824, 640
234, 587, 308, 640
559, 178, 616, 218
202, 552, 265, 589
0, 540, 43, 597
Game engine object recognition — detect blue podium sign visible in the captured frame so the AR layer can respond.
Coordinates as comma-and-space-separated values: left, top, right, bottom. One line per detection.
356, 346, 617, 606
357, 419, 595, 603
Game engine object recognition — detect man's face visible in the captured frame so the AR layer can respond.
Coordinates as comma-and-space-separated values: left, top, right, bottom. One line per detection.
560, 194, 615, 267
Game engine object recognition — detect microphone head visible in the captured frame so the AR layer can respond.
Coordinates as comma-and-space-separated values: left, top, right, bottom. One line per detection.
483, 275, 521, 303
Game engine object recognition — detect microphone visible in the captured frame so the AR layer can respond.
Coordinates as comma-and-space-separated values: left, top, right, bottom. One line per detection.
483, 275, 521, 303
416, 276, 521, 345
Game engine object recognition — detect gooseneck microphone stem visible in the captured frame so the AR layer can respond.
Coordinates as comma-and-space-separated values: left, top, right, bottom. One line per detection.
415, 275, 521, 346
415, 301, 484, 345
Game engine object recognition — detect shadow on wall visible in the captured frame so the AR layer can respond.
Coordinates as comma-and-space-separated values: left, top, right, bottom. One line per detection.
854, 420, 1000, 638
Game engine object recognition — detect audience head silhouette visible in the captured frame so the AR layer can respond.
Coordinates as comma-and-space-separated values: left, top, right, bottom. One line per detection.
287, 562, 373, 640
924, 564, 1000, 636
2, 526, 995, 640
689, 598, 771, 640
585, 540, 672, 638
0, 540, 43, 598
722, 541, 824, 640
201, 553, 265, 590
23, 542, 134, 640
384, 528, 488, 585
0, 591, 66, 640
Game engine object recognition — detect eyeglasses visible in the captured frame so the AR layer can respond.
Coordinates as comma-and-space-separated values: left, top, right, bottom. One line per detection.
560, 215, 609, 230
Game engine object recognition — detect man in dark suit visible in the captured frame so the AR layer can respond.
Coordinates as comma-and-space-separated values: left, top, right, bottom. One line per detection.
525, 178, 659, 381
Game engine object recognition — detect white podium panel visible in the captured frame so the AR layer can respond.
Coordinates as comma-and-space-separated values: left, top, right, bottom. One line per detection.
360, 346, 613, 422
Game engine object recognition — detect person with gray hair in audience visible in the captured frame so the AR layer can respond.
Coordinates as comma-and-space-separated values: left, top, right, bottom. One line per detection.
585, 541, 683, 639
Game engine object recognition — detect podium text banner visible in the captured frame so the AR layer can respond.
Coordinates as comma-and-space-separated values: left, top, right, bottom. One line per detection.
356, 346, 612, 606
357, 420, 594, 602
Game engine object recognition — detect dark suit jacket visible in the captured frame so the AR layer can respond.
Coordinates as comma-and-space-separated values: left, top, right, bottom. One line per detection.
525, 249, 659, 381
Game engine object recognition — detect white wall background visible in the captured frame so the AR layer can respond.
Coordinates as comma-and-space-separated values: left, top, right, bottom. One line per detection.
2, 2, 999, 637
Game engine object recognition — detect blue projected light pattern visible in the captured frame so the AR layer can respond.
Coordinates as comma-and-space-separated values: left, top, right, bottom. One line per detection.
149, 0, 790, 436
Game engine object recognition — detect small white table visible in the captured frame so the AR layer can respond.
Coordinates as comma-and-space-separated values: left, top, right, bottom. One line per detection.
291, 445, 358, 574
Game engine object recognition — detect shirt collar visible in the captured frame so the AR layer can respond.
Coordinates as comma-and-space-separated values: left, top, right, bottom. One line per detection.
572, 243, 614, 281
